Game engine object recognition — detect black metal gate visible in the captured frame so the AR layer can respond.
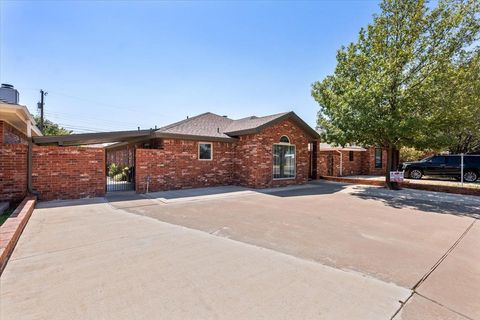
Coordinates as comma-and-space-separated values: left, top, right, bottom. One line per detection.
106, 146, 135, 192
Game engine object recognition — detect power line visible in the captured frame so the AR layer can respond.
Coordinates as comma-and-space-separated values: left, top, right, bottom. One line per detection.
44, 110, 140, 127
45, 113, 137, 130
46, 90, 168, 118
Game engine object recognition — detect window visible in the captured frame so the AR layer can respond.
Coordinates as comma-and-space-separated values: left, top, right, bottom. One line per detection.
279, 136, 290, 144
273, 143, 295, 179
445, 156, 460, 165
349, 151, 354, 161
198, 143, 212, 160
428, 156, 445, 164
375, 148, 382, 168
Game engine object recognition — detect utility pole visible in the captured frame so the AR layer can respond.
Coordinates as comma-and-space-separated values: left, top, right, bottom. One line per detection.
37, 89, 47, 132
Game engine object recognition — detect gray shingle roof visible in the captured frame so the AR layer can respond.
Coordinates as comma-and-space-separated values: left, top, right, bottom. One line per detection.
156, 112, 234, 139
224, 112, 290, 135
154, 111, 319, 141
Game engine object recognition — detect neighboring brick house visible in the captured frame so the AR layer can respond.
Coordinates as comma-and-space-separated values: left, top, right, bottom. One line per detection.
0, 102, 42, 145
0, 101, 43, 202
316, 143, 387, 177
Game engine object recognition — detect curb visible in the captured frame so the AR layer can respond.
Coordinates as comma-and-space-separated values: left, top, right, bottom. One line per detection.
0, 196, 37, 275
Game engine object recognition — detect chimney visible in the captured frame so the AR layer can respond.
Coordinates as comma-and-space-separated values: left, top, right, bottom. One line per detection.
0, 84, 20, 104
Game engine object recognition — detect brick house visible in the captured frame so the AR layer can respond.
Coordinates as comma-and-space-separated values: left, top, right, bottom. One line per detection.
316, 143, 387, 177
1, 91, 391, 202
1, 101, 43, 202
0, 102, 42, 145
104, 111, 321, 192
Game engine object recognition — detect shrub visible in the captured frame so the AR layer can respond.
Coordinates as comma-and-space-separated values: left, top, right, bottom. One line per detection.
108, 163, 129, 181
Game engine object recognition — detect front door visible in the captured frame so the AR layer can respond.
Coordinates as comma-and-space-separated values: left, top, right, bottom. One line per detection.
327, 154, 334, 176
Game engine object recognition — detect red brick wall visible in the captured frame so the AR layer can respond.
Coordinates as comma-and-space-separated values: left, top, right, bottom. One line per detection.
136, 120, 312, 192
317, 151, 341, 177
136, 139, 235, 193
234, 119, 310, 188
0, 144, 28, 202
232, 134, 260, 187
317, 147, 387, 177
0, 121, 28, 145
341, 150, 364, 175
0, 121, 3, 144
32, 146, 105, 201
361, 147, 387, 175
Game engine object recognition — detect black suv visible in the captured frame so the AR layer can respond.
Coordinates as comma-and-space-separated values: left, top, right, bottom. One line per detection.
402, 155, 480, 182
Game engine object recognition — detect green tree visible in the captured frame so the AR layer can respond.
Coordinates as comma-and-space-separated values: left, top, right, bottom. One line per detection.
33, 115, 72, 136
425, 50, 480, 153
312, 0, 480, 188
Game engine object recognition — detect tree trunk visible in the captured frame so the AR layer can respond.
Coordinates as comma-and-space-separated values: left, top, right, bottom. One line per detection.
385, 144, 400, 190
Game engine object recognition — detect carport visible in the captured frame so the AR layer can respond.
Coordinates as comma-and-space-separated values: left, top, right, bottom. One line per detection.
33, 129, 156, 194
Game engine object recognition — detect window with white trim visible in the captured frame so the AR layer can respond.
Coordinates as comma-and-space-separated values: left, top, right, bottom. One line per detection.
198, 143, 212, 160
273, 137, 295, 179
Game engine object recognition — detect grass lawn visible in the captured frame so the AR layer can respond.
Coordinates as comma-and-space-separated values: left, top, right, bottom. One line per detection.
0, 208, 14, 226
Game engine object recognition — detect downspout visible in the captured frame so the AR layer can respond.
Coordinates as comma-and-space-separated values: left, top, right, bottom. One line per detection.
335, 150, 343, 176
27, 122, 39, 197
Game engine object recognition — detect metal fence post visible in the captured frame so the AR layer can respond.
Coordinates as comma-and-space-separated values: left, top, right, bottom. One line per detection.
461, 153, 464, 186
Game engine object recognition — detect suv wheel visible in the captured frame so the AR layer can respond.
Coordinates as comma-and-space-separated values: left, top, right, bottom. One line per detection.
409, 169, 423, 179
463, 170, 478, 183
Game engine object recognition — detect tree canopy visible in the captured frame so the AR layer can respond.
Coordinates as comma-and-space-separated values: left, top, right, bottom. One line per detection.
312, 0, 480, 184
33, 115, 72, 136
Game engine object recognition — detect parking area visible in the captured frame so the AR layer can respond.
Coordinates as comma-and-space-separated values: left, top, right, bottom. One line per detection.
1, 181, 479, 319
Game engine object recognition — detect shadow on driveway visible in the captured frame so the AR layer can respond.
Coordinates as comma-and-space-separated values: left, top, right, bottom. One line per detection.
260, 182, 348, 197
348, 185, 480, 219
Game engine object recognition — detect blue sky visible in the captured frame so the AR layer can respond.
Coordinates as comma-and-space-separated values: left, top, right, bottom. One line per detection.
0, 1, 380, 133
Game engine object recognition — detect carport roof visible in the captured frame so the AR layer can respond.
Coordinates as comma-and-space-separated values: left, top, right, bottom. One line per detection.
33, 129, 155, 146
319, 143, 367, 151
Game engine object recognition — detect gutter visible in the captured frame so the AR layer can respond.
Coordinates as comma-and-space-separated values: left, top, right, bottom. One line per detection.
27, 138, 39, 197
26, 117, 39, 197
336, 150, 343, 176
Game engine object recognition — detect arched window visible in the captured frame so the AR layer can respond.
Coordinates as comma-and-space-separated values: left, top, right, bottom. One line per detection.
273, 136, 295, 179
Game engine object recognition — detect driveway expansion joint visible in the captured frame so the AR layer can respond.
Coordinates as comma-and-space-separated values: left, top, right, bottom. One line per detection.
390, 219, 477, 320
412, 219, 476, 291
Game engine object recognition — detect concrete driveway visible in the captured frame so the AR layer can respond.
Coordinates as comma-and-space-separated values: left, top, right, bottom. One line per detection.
1, 181, 479, 319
